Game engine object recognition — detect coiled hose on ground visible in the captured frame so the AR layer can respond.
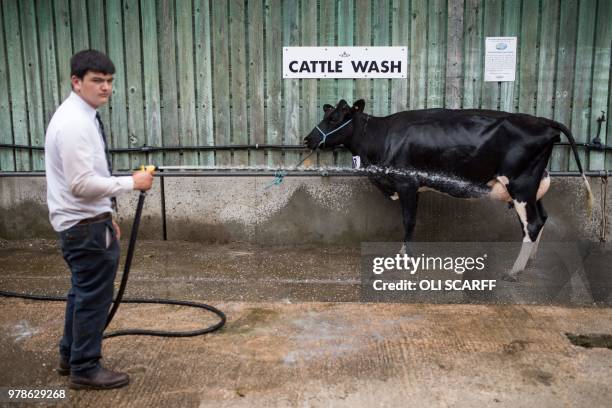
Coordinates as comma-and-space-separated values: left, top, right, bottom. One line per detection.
0, 191, 226, 338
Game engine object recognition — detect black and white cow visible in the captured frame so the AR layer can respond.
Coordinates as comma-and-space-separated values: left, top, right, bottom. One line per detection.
304, 99, 593, 279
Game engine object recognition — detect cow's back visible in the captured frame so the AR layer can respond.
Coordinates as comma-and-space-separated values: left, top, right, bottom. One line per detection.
374, 108, 560, 183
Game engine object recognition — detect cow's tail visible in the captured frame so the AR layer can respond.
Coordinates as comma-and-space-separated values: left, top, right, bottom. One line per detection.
548, 120, 594, 216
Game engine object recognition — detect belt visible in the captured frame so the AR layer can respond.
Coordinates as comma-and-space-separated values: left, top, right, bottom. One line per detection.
76, 212, 112, 225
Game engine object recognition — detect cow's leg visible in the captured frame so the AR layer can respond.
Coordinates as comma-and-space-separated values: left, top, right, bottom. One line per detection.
504, 198, 546, 280
499, 145, 553, 280
509, 200, 535, 275
529, 174, 550, 260
529, 200, 547, 260
499, 173, 548, 280
397, 182, 419, 255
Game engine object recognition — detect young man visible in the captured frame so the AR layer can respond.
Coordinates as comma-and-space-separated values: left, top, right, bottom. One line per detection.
45, 49, 153, 390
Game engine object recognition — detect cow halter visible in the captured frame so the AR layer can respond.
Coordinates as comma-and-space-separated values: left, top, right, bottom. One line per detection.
316, 119, 352, 147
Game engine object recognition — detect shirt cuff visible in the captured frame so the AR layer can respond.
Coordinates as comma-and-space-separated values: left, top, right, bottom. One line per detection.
117, 176, 134, 192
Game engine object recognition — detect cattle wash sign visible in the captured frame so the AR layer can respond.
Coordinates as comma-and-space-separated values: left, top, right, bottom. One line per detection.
283, 47, 407, 79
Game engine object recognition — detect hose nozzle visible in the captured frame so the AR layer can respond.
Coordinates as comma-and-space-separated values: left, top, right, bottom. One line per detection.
139, 165, 157, 174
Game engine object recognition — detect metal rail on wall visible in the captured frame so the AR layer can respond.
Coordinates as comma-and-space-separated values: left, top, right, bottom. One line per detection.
2, 141, 612, 154
0, 143, 313, 152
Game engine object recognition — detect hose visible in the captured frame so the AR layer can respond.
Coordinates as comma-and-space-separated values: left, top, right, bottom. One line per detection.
0, 191, 226, 338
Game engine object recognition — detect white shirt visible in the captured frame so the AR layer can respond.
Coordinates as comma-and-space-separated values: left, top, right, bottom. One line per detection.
45, 92, 134, 231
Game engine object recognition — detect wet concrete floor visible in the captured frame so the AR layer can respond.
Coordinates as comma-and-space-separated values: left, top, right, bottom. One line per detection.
1, 239, 612, 407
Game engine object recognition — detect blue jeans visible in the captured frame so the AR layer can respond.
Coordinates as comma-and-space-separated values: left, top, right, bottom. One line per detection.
58, 218, 119, 375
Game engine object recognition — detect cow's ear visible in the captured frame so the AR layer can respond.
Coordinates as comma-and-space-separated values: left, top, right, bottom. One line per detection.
337, 99, 349, 111
352, 99, 365, 112
323, 104, 333, 112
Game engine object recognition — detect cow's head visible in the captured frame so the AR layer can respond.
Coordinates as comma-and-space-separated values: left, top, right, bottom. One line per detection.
303, 99, 365, 150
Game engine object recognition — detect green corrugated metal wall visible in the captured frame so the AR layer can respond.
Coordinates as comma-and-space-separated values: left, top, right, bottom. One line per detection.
0, 0, 610, 171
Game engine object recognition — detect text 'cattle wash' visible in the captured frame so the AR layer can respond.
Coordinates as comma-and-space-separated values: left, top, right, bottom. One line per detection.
283, 47, 408, 79
288, 60, 403, 74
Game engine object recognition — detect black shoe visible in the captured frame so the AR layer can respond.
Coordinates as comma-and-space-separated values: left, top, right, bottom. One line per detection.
57, 355, 70, 376
69, 366, 130, 390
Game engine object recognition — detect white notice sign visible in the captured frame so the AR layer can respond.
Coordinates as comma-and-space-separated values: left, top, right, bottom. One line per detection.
484, 37, 517, 82
283, 47, 407, 79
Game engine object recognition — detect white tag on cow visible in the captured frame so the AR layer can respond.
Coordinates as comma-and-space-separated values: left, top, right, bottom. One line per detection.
352, 156, 361, 169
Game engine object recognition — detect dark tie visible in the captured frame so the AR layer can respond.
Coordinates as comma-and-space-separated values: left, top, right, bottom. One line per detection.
96, 112, 117, 212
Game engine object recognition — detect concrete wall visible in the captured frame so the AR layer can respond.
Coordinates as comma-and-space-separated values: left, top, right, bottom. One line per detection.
0, 176, 609, 244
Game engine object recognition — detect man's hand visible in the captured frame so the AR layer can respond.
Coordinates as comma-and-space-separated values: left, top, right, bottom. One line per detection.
112, 219, 121, 240
132, 170, 153, 191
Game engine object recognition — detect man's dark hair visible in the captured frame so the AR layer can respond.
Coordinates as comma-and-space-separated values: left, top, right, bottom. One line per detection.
70, 49, 115, 79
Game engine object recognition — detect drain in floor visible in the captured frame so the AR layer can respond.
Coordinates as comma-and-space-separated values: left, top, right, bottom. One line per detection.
565, 333, 612, 349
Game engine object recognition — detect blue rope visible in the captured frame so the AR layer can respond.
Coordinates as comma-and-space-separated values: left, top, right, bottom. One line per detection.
266, 150, 318, 188
265, 169, 288, 189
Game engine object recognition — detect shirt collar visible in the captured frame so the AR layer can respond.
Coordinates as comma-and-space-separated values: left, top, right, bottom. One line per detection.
68, 91, 98, 122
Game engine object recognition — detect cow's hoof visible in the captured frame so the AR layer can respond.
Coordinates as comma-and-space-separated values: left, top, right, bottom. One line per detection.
501, 272, 520, 282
